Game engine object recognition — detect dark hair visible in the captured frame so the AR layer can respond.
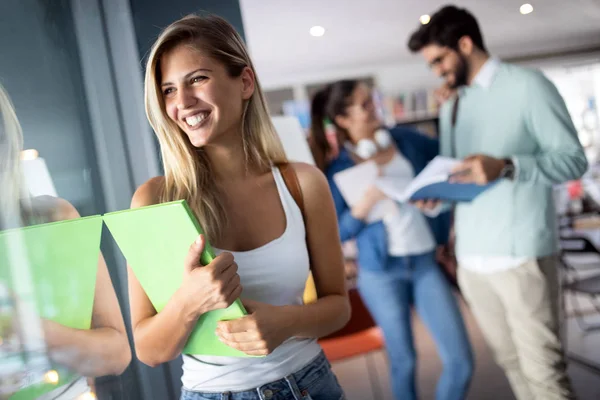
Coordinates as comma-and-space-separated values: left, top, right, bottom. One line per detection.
309, 80, 360, 170
407, 5, 486, 53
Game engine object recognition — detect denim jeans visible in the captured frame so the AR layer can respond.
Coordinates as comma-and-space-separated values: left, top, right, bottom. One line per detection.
357, 252, 474, 400
180, 352, 345, 400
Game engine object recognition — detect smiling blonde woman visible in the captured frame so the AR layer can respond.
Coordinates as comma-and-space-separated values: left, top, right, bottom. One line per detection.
129, 14, 350, 400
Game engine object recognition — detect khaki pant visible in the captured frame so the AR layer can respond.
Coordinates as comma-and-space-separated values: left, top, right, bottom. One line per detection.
458, 257, 575, 400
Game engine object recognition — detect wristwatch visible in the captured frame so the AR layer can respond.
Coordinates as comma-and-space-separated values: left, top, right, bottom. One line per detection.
500, 158, 515, 180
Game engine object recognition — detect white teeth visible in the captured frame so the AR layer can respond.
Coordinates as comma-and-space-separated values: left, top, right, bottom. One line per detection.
185, 113, 208, 127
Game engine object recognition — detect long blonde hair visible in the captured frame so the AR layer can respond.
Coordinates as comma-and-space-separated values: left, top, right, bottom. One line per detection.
145, 14, 286, 241
0, 83, 26, 227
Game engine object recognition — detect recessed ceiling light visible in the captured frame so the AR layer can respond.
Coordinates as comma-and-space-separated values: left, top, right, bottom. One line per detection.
420, 15, 431, 25
310, 26, 325, 37
520, 3, 533, 15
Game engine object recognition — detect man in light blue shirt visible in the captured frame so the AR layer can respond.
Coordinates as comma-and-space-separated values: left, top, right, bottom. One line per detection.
408, 5, 587, 400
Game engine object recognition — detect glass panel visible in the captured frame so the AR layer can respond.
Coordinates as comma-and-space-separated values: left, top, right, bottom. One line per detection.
1, 1, 135, 399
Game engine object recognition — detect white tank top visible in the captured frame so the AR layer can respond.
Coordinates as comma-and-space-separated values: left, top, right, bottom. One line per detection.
181, 167, 322, 392
381, 153, 436, 256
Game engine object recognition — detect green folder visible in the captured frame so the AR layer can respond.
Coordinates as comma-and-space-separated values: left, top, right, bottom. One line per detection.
0, 216, 102, 400
0, 215, 101, 329
103, 200, 250, 357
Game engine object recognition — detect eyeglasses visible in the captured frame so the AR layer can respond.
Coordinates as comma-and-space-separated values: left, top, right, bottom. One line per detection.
429, 49, 454, 69
348, 96, 375, 112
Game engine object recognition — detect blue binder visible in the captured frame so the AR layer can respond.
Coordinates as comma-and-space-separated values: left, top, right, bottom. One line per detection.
374, 156, 498, 204
409, 181, 496, 202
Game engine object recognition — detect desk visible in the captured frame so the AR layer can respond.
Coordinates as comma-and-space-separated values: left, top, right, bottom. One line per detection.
560, 223, 600, 374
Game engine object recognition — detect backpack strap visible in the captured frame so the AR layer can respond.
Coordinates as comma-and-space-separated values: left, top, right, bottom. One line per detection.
275, 162, 317, 303
276, 162, 306, 226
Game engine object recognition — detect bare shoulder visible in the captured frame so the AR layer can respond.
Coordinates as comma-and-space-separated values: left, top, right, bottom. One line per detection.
29, 195, 80, 222
289, 162, 330, 203
131, 176, 165, 208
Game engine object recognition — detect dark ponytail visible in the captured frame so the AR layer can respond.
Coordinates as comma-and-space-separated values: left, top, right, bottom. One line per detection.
309, 86, 332, 171
309, 80, 360, 171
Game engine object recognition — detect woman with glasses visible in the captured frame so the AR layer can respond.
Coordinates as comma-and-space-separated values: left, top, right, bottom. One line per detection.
310, 80, 473, 400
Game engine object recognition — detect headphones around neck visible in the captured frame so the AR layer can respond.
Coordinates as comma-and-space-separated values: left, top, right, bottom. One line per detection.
353, 128, 392, 159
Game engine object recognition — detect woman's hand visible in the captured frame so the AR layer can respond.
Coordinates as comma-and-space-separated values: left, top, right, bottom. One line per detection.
177, 235, 243, 321
351, 186, 387, 221
413, 199, 442, 211
215, 299, 292, 356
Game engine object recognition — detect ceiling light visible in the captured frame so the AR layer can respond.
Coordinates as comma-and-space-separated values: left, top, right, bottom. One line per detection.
20, 149, 39, 161
520, 4, 533, 15
309, 26, 325, 37
420, 15, 431, 25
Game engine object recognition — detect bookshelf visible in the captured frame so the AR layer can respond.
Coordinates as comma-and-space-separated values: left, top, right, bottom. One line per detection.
377, 88, 441, 138
264, 80, 442, 138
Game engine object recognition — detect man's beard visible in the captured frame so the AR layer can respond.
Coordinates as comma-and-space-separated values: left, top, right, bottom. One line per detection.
447, 55, 469, 89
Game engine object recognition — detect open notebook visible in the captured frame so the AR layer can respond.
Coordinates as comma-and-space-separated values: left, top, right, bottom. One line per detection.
376, 156, 496, 203
103, 200, 250, 357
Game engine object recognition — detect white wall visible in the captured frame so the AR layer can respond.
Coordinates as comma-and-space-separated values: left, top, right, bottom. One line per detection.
260, 57, 438, 96
260, 47, 600, 101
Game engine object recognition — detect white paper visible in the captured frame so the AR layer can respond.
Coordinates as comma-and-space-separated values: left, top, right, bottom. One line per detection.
21, 158, 58, 197
333, 161, 397, 223
375, 176, 412, 201
271, 116, 315, 165
375, 156, 462, 202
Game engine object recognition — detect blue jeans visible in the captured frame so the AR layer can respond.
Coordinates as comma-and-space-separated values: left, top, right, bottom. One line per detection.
180, 352, 345, 400
357, 252, 473, 400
